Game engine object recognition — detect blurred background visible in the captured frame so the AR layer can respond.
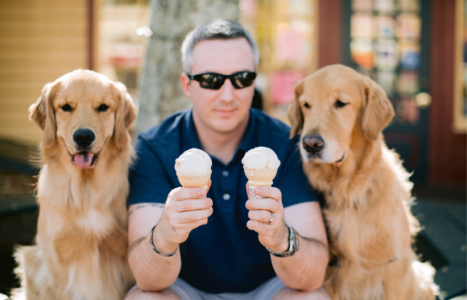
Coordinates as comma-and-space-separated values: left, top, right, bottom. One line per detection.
0, 0, 465, 298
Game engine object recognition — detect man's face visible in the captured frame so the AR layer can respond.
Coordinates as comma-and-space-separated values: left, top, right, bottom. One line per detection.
181, 38, 255, 134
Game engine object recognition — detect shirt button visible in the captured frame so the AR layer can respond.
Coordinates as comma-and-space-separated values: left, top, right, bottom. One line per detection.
223, 193, 230, 201
222, 170, 229, 177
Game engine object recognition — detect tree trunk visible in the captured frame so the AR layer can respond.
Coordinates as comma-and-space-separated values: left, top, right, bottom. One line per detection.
136, 0, 239, 135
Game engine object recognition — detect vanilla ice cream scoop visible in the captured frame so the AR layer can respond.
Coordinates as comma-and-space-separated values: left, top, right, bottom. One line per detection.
175, 148, 212, 177
242, 147, 280, 199
242, 147, 280, 171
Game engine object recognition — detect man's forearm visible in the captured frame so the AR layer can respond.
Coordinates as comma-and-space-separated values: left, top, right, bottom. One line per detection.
128, 230, 181, 292
271, 234, 329, 292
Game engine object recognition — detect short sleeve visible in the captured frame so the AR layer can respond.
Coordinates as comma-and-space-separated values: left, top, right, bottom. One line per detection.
127, 137, 175, 206
275, 142, 318, 208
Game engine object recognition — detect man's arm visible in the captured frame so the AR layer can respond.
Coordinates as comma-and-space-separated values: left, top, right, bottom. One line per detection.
277, 201, 328, 291
127, 187, 213, 292
246, 187, 328, 292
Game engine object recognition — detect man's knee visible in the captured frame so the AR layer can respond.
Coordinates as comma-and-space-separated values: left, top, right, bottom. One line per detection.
124, 286, 181, 300
272, 286, 331, 300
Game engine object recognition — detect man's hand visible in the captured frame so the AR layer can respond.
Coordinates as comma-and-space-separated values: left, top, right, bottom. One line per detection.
152, 183, 213, 253
245, 185, 289, 253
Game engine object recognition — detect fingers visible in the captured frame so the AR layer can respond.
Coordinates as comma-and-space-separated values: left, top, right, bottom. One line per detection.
246, 219, 285, 239
248, 210, 273, 224
247, 219, 289, 252
252, 186, 282, 202
171, 198, 213, 213
169, 187, 207, 201
245, 198, 281, 213
178, 208, 213, 224
247, 220, 272, 233
157, 186, 213, 246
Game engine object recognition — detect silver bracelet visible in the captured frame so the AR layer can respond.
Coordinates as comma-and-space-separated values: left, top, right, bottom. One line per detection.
149, 224, 179, 257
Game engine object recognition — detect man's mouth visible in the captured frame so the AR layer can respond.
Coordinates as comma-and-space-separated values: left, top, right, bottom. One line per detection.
215, 108, 236, 116
71, 151, 100, 169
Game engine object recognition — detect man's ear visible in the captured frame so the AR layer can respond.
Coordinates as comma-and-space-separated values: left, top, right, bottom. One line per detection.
287, 79, 304, 138
361, 78, 395, 140
29, 82, 58, 148
180, 73, 191, 98
113, 82, 137, 149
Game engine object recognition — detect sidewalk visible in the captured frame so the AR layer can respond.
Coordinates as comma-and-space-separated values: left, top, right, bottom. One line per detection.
412, 197, 466, 298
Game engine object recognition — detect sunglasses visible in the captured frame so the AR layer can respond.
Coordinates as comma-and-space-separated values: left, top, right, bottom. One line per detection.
187, 71, 257, 90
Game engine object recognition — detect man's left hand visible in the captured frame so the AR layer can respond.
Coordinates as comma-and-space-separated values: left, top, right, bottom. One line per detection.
245, 185, 289, 253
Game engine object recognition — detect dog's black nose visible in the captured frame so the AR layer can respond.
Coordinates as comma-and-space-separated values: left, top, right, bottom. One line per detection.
302, 135, 325, 154
73, 129, 95, 147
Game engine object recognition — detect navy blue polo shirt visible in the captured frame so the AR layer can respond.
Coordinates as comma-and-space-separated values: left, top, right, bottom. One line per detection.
128, 108, 317, 294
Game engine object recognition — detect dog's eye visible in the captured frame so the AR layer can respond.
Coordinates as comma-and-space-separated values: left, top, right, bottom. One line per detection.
97, 104, 109, 112
61, 104, 72, 112
302, 102, 311, 109
335, 99, 348, 108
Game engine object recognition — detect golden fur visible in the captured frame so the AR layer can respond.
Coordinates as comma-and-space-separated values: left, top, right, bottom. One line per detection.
288, 65, 439, 300
11, 70, 136, 300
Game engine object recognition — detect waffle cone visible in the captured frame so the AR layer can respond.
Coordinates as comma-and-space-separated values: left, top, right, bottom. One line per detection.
177, 171, 211, 189
243, 167, 278, 186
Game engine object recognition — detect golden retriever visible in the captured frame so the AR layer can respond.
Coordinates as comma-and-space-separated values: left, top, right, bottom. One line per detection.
288, 64, 439, 300
11, 70, 136, 300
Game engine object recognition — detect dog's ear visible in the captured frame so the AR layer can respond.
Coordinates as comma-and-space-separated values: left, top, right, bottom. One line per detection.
113, 82, 137, 149
29, 82, 58, 148
361, 78, 395, 140
287, 79, 304, 138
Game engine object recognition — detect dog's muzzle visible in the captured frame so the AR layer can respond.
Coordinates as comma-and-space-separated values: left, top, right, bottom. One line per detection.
73, 128, 95, 148
302, 134, 324, 157
71, 128, 99, 169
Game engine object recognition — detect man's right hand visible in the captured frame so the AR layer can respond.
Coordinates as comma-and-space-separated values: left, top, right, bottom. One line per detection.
152, 184, 213, 253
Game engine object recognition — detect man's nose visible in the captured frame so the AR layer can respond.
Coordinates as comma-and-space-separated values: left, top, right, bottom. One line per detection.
218, 78, 234, 102
302, 134, 325, 155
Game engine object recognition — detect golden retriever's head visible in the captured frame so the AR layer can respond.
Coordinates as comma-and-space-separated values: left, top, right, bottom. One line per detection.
288, 64, 394, 164
29, 70, 136, 169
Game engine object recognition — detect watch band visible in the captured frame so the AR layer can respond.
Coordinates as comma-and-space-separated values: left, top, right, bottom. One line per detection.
266, 223, 299, 257
149, 224, 179, 257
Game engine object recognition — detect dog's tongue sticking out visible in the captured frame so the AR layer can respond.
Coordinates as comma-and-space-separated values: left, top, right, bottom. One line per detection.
75, 152, 94, 169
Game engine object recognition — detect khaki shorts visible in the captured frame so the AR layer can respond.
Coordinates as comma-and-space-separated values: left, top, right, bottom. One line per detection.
127, 276, 330, 300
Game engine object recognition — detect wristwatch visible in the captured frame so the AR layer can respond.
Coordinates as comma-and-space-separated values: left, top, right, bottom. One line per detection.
266, 223, 299, 257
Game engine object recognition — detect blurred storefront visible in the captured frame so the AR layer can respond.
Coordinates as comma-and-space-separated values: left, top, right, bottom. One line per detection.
0, 0, 464, 188
97, 0, 466, 187
348, 0, 431, 183
239, 0, 318, 121
0, 0, 90, 200
319, 0, 466, 186
97, 0, 318, 123
97, 0, 150, 100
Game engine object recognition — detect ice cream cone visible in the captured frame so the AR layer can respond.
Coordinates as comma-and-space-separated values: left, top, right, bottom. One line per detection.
243, 167, 278, 199
243, 167, 278, 186
175, 148, 212, 194
242, 147, 280, 199
177, 170, 212, 190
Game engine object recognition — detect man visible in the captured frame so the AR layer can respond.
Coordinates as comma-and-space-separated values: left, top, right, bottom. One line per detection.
125, 19, 330, 300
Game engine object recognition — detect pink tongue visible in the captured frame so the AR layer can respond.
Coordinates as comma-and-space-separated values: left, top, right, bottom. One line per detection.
75, 152, 93, 169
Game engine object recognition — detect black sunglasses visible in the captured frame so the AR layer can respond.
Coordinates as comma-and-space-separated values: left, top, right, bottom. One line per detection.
187, 71, 257, 90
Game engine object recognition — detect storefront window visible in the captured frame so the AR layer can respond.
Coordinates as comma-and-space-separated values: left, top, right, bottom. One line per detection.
97, 0, 150, 103
350, 0, 423, 124
240, 0, 318, 121
97, 0, 317, 121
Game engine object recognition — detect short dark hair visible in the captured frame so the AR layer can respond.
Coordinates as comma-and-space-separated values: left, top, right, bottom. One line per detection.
181, 19, 259, 73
